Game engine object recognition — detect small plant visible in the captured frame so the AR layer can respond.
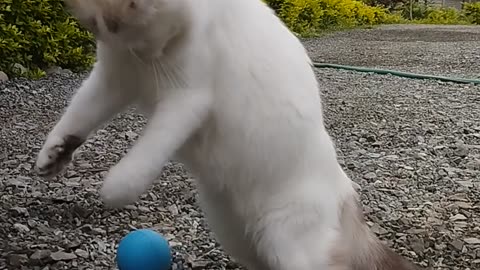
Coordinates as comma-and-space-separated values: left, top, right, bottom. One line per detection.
463, 2, 480, 24
419, 7, 469, 24
0, 0, 95, 78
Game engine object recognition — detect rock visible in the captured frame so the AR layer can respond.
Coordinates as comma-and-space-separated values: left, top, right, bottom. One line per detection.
30, 250, 52, 262
191, 260, 210, 269
6, 178, 28, 187
0, 71, 8, 81
370, 223, 388, 235
411, 237, 425, 255
168, 205, 179, 215
364, 172, 377, 180
10, 207, 29, 216
13, 63, 27, 74
455, 201, 472, 209
9, 254, 28, 266
465, 159, 480, 170
450, 214, 467, 221
74, 249, 89, 259
45, 66, 72, 75
454, 144, 469, 157
464, 238, 480, 245
451, 239, 464, 251
456, 180, 473, 188
13, 223, 30, 232
92, 227, 106, 235
50, 251, 77, 261
138, 206, 151, 212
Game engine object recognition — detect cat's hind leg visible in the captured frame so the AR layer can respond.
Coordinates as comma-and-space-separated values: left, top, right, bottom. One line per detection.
256, 209, 338, 270
195, 184, 267, 270
249, 193, 345, 270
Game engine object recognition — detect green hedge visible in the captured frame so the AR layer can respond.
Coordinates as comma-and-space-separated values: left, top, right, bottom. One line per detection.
265, 0, 402, 35
0, 0, 95, 78
463, 2, 480, 24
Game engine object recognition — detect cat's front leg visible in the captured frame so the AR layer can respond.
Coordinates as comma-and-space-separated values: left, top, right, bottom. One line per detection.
36, 63, 135, 178
100, 88, 212, 208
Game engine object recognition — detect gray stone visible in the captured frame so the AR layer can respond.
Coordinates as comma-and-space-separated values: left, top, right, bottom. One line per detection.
9, 254, 28, 266
364, 172, 377, 180
30, 249, 52, 261
13, 63, 27, 74
464, 238, 480, 245
13, 223, 30, 232
0, 71, 8, 81
50, 251, 77, 261
74, 249, 89, 259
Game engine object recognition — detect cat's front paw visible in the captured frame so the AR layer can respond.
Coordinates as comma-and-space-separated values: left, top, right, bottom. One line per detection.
99, 166, 144, 208
36, 134, 84, 178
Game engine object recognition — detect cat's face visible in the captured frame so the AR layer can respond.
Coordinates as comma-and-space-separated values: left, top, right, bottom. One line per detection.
66, 0, 189, 57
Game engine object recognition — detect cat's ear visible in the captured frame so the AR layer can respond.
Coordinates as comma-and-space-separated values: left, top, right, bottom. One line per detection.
64, 0, 100, 34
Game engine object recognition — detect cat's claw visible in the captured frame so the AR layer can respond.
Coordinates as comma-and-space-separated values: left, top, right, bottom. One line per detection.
35, 135, 84, 178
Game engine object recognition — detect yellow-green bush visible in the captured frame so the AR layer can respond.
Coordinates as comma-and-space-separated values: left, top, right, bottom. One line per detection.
0, 0, 95, 78
463, 2, 480, 24
265, 0, 401, 35
404, 6, 469, 24
396, 1, 480, 25
413, 7, 470, 24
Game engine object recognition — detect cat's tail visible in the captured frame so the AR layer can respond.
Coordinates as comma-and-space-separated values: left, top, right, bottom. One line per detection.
329, 190, 422, 270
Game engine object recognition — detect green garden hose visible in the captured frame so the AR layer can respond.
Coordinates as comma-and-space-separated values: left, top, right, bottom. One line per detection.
313, 62, 480, 85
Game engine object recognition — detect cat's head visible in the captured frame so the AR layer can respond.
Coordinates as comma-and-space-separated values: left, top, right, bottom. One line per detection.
66, 0, 191, 57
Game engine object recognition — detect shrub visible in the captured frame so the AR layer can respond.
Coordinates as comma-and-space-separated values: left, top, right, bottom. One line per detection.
0, 0, 95, 78
363, 0, 406, 12
417, 7, 469, 24
265, 0, 400, 35
463, 2, 480, 24
397, 0, 478, 25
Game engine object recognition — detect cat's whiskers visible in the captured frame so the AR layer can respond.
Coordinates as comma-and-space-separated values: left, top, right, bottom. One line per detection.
128, 47, 146, 67
151, 60, 162, 101
159, 58, 189, 89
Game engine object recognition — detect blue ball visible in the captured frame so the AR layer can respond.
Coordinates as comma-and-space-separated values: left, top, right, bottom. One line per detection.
116, 229, 172, 270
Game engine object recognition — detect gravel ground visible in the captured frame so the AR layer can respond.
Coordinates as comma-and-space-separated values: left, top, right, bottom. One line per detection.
303, 24, 480, 78
1, 24, 479, 270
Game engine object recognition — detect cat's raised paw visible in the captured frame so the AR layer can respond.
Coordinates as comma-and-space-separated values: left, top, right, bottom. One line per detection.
35, 134, 84, 178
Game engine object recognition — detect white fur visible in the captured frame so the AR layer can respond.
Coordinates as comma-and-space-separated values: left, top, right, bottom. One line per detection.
36, 0, 359, 269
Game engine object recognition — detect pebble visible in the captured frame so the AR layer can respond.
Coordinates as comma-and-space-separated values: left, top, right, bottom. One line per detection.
50, 251, 77, 261
364, 172, 377, 180
0, 70, 8, 81
450, 214, 467, 221
9, 254, 28, 266
74, 249, 89, 259
30, 250, 52, 261
464, 238, 480, 245
13, 223, 30, 232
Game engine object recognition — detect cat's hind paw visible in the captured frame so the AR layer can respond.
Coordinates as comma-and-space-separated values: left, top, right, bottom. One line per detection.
35, 135, 84, 178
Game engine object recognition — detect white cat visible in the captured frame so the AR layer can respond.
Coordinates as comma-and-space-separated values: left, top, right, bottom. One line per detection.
36, 0, 420, 269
